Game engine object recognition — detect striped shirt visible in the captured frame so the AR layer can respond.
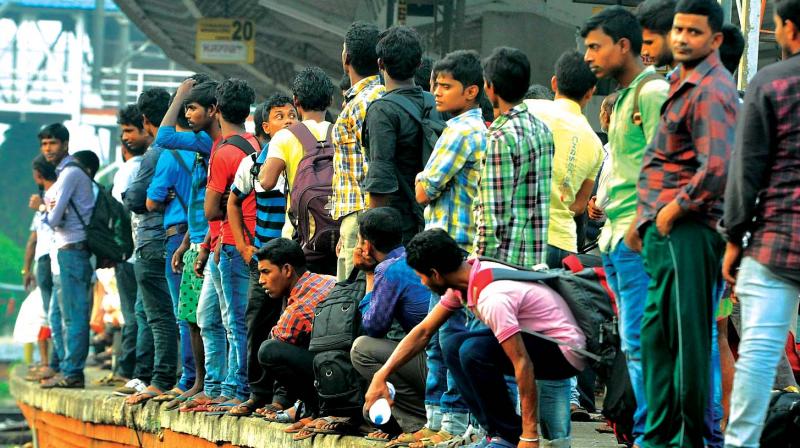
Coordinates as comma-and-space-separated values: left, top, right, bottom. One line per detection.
231, 147, 286, 247
474, 102, 554, 267
417, 107, 486, 252
331, 75, 386, 219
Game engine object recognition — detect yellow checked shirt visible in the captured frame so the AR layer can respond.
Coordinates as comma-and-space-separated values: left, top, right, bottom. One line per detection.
525, 98, 604, 253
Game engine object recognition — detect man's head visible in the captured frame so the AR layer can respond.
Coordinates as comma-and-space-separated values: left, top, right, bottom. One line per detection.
261, 93, 297, 138
432, 50, 483, 115
256, 238, 307, 299
553, 50, 597, 106
170, 91, 193, 131
72, 150, 100, 178
636, 0, 677, 67
581, 6, 643, 80
339, 74, 351, 96
417, 56, 436, 92
292, 67, 334, 114
137, 88, 170, 137
117, 104, 150, 155
185, 80, 219, 131
720, 23, 745, 74
599, 91, 619, 133
405, 229, 464, 295
38, 123, 69, 165
524, 84, 555, 101
775, 0, 800, 57
32, 154, 57, 187
482, 47, 530, 106
376, 26, 423, 82
355, 207, 403, 270
671, 0, 724, 68
216, 78, 255, 126
342, 21, 381, 78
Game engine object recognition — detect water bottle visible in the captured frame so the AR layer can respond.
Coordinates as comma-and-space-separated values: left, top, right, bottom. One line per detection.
368, 381, 396, 425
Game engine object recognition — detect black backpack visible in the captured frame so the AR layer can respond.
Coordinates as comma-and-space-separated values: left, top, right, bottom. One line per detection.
601, 350, 637, 447
760, 389, 800, 447
67, 163, 134, 265
310, 271, 368, 416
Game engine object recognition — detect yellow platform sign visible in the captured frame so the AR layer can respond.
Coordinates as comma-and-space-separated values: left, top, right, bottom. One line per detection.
196, 18, 255, 64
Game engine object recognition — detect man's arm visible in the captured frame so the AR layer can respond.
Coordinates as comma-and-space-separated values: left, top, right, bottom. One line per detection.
146, 153, 173, 212
155, 126, 212, 155
569, 179, 595, 215
46, 169, 79, 227
227, 190, 255, 262
124, 150, 158, 214
363, 105, 398, 209
361, 264, 402, 337
364, 303, 453, 410
501, 334, 539, 446
22, 231, 37, 290
416, 130, 474, 206
258, 157, 285, 191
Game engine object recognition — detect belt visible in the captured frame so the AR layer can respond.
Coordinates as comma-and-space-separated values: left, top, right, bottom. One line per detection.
166, 223, 188, 238
60, 241, 88, 251
189, 243, 203, 252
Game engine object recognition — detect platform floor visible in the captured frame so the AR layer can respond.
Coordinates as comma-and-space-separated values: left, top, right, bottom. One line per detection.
10, 366, 624, 447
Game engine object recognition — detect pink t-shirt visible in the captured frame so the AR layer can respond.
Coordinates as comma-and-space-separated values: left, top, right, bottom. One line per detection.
439, 260, 586, 370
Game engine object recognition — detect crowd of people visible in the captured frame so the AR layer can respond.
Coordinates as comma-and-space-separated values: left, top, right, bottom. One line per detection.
17, 0, 800, 447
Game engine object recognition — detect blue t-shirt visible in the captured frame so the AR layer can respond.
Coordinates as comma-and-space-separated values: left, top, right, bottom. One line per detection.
155, 126, 213, 156
230, 146, 287, 248
147, 149, 194, 229
187, 154, 210, 243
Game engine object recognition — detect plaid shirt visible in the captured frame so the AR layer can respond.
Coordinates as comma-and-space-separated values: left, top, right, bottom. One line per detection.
637, 51, 739, 231
474, 102, 554, 267
417, 107, 486, 252
331, 76, 386, 219
722, 51, 800, 285
271, 271, 336, 346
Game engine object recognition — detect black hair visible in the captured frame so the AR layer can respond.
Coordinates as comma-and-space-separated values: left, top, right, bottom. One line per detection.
675, 0, 724, 32
478, 92, 494, 122
344, 21, 381, 77
255, 237, 307, 270
169, 91, 192, 129
292, 67, 334, 112
137, 87, 170, 127
37, 123, 69, 143
524, 84, 555, 100
376, 26, 423, 81
433, 50, 484, 97
580, 6, 644, 56
72, 150, 100, 178
777, 0, 800, 31
554, 51, 598, 102
264, 93, 295, 117
117, 104, 144, 129
416, 56, 436, 91
189, 73, 212, 85
253, 103, 268, 138
357, 207, 403, 254
720, 23, 745, 73
406, 229, 464, 276
216, 78, 255, 124
636, 0, 677, 34
339, 73, 351, 92
482, 47, 530, 103
185, 80, 219, 109
602, 91, 620, 115
32, 154, 57, 181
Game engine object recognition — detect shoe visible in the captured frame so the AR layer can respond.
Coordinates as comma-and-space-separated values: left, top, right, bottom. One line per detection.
41, 374, 84, 389
570, 403, 591, 422
93, 374, 130, 387
113, 378, 147, 396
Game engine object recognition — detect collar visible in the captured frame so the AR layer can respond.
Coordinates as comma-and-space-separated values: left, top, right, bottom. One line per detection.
55, 154, 75, 173
668, 50, 722, 88
345, 75, 381, 101
446, 107, 482, 126
288, 271, 313, 302
386, 246, 405, 260
622, 65, 660, 93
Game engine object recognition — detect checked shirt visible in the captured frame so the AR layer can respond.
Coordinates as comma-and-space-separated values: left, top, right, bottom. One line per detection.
271, 271, 336, 347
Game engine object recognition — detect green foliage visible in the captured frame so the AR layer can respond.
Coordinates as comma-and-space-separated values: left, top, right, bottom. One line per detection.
0, 232, 24, 286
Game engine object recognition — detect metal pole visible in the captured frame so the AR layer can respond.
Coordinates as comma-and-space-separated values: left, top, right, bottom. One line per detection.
737, 0, 761, 90
719, 0, 733, 23
91, 0, 105, 91
117, 18, 130, 109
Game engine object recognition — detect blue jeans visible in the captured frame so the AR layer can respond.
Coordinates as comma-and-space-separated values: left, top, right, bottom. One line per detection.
47, 273, 64, 372
725, 257, 800, 448
54, 247, 92, 379
602, 240, 649, 446
133, 286, 154, 383
165, 232, 196, 391
39, 256, 62, 372
196, 253, 227, 398
425, 293, 469, 434
114, 261, 138, 379
218, 244, 250, 400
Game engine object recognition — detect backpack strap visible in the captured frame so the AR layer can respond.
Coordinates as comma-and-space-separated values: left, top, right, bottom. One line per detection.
167, 150, 190, 212
381, 93, 424, 126
287, 122, 325, 157
631, 73, 664, 128
63, 161, 93, 227
223, 134, 257, 156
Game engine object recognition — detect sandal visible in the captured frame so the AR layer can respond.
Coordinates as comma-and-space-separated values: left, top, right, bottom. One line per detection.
40, 374, 84, 389
263, 408, 297, 423
284, 417, 315, 434
228, 398, 264, 417
151, 387, 184, 402
311, 416, 359, 435
365, 430, 396, 442
179, 393, 216, 412
255, 403, 285, 418
205, 399, 242, 416
125, 386, 162, 405
390, 427, 438, 446
163, 394, 190, 411
410, 430, 454, 448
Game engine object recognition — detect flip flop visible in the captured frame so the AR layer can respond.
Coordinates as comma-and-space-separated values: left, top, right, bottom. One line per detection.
179, 395, 215, 413
151, 387, 184, 403
163, 395, 190, 411
125, 387, 162, 405
263, 409, 296, 423
228, 398, 264, 417
254, 403, 284, 417
205, 400, 242, 416
310, 416, 359, 435
365, 430, 396, 442
284, 417, 315, 434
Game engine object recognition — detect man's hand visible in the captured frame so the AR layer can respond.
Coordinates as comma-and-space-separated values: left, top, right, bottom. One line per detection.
336, 238, 342, 258
29, 195, 43, 211
176, 78, 196, 97
23, 271, 36, 291
238, 245, 257, 264
172, 242, 189, 274
721, 241, 742, 287
194, 247, 210, 278
656, 200, 685, 237
623, 222, 643, 253
214, 239, 222, 265
363, 372, 394, 416
518, 440, 540, 448
353, 246, 377, 272
587, 196, 604, 221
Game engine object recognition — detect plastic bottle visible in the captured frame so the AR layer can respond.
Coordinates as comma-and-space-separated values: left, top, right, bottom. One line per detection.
368, 381, 396, 425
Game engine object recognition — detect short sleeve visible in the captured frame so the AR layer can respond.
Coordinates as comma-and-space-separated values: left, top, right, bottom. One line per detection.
266, 129, 292, 163
475, 284, 521, 343
146, 153, 174, 202
438, 288, 464, 311
207, 147, 237, 194
232, 155, 255, 198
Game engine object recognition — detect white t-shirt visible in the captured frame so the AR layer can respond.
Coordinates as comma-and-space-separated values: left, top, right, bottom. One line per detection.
31, 212, 54, 261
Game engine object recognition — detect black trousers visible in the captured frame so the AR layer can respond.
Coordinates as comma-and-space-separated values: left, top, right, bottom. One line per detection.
258, 338, 318, 415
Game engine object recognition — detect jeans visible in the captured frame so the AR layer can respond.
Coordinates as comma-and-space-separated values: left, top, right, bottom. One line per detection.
53, 247, 92, 379
602, 240, 649, 446
724, 257, 800, 448
246, 259, 285, 404
546, 245, 574, 270
165, 232, 195, 391
443, 329, 577, 446
196, 253, 226, 398
114, 261, 138, 379
35, 255, 54, 316
133, 286, 154, 383
218, 244, 250, 400
135, 247, 177, 391
38, 256, 61, 371
424, 293, 469, 434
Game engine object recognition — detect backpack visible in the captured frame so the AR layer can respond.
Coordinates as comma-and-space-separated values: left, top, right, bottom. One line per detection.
286, 122, 340, 264
310, 270, 368, 416
630, 72, 665, 128
760, 389, 800, 447
602, 350, 637, 447
471, 256, 620, 374
67, 163, 134, 265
